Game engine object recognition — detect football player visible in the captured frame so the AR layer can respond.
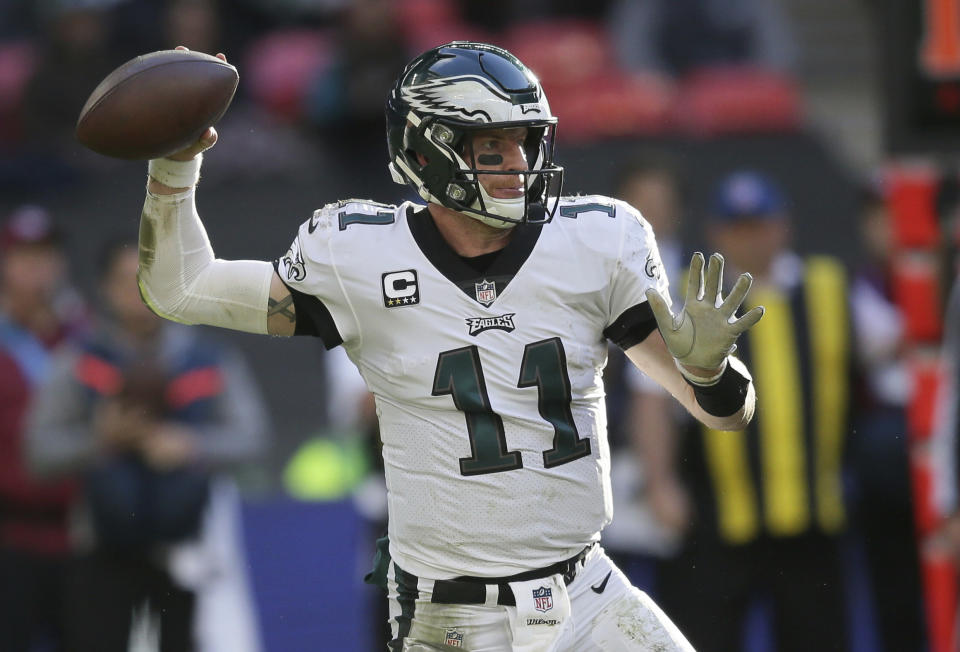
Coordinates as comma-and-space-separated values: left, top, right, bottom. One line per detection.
138, 42, 763, 651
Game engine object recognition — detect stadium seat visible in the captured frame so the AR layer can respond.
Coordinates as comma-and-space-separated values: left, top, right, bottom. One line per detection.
243, 30, 334, 123
548, 72, 676, 142
498, 19, 675, 141
891, 253, 944, 342
674, 66, 802, 136
907, 353, 943, 443
503, 19, 613, 90
396, 0, 491, 53
887, 164, 942, 248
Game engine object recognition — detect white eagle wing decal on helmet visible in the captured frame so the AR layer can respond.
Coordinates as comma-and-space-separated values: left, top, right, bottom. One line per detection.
402, 75, 546, 123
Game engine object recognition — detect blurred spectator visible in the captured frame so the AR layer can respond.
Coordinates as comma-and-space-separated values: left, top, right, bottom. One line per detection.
163, 0, 221, 54
305, 0, 409, 151
848, 178, 926, 651
27, 238, 268, 652
616, 154, 684, 281
606, 0, 797, 77
21, 2, 115, 157
0, 205, 87, 652
602, 153, 689, 585
657, 171, 852, 652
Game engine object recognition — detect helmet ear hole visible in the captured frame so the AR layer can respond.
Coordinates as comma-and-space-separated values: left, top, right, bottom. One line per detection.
447, 183, 469, 202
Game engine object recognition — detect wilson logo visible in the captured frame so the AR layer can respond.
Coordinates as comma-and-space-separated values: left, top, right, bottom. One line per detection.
466, 313, 516, 336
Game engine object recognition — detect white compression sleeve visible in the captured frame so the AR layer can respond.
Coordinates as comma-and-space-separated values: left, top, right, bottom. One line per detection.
138, 181, 273, 335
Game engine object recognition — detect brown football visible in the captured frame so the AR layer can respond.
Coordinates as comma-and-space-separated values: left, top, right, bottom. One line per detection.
76, 50, 238, 160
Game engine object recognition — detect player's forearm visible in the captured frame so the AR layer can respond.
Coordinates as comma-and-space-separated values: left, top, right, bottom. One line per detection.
139, 158, 273, 334
676, 358, 756, 431
625, 334, 755, 431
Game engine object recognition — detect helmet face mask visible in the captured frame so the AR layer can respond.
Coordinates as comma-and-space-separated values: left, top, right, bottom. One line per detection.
386, 42, 564, 228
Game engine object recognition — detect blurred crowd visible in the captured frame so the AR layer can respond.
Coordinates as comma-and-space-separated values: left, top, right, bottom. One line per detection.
0, 0, 958, 651
0, 0, 804, 195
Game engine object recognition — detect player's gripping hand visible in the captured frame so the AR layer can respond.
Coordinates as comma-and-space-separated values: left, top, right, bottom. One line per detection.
147, 47, 223, 193
646, 252, 764, 384
164, 46, 224, 162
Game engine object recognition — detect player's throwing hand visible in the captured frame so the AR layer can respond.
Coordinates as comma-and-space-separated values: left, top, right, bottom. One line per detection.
646, 252, 764, 383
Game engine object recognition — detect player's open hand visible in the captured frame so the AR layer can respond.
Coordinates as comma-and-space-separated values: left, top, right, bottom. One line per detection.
646, 252, 764, 383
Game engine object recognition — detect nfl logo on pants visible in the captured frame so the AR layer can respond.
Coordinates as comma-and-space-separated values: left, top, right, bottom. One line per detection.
444, 629, 464, 647
533, 587, 553, 612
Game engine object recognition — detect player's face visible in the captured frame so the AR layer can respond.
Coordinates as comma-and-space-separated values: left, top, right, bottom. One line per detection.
621, 172, 679, 237
467, 127, 528, 200
711, 217, 789, 275
1, 245, 65, 303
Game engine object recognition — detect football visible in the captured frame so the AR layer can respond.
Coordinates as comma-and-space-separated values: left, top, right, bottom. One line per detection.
76, 49, 238, 160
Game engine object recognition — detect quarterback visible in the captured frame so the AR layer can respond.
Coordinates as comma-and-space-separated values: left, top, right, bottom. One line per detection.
138, 42, 763, 651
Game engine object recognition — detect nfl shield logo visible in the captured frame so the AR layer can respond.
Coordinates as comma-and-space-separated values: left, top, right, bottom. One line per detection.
533, 586, 553, 612
475, 280, 497, 306
444, 629, 464, 647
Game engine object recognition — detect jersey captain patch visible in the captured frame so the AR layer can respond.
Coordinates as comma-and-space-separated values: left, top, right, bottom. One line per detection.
382, 269, 420, 307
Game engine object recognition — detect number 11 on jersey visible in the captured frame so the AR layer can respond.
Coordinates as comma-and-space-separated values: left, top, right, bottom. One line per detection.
432, 338, 592, 476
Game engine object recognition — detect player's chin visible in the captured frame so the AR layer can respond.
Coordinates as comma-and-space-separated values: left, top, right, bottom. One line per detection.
487, 188, 525, 200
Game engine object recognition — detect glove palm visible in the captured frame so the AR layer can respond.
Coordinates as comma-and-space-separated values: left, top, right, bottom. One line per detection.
646, 252, 764, 381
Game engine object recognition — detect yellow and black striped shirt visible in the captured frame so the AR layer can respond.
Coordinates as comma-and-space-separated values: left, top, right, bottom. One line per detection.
681, 256, 852, 544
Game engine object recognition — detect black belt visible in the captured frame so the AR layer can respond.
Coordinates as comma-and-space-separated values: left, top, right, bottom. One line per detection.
430, 543, 594, 607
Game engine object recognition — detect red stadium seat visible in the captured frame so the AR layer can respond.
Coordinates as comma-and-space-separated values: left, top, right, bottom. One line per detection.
244, 30, 334, 122
887, 164, 942, 249
396, 0, 491, 53
891, 253, 944, 342
674, 66, 802, 136
907, 352, 943, 441
549, 72, 676, 142
920, 547, 959, 652
504, 19, 613, 90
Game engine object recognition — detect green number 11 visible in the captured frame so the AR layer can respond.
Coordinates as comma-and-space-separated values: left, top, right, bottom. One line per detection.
432, 338, 592, 476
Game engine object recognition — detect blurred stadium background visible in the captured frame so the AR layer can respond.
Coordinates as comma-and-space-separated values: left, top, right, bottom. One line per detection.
1, 0, 959, 650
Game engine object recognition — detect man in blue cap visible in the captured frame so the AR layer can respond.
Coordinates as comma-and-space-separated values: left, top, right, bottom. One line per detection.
655, 170, 854, 652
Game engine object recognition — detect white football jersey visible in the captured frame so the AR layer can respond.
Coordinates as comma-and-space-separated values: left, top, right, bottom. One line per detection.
276, 196, 670, 579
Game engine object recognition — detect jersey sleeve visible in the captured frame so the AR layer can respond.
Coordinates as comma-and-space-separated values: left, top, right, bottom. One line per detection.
274, 206, 354, 349
603, 200, 671, 350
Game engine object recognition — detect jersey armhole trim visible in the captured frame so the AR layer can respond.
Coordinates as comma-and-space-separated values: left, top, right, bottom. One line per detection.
604, 302, 657, 350
272, 260, 343, 349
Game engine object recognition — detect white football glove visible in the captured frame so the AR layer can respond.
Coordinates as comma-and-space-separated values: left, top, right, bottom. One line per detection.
646, 252, 764, 384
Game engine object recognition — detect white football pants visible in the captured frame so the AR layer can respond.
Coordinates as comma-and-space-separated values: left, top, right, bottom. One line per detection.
386, 545, 695, 651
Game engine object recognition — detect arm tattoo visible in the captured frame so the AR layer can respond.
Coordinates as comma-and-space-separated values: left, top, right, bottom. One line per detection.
268, 295, 296, 323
